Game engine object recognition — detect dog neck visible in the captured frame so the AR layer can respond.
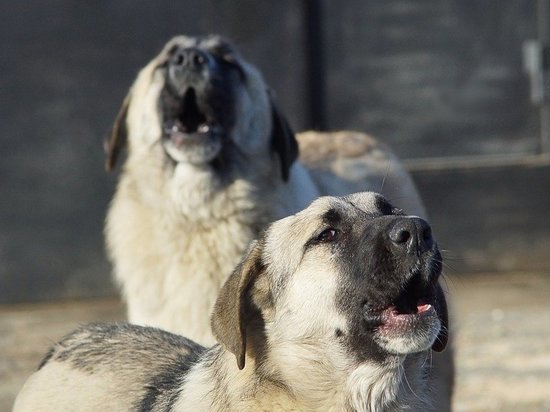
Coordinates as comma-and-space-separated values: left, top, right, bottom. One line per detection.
173, 346, 296, 411
167, 161, 270, 225
344, 354, 432, 411
175, 345, 431, 411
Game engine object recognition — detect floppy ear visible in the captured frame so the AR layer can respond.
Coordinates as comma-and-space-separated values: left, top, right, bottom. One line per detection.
211, 240, 265, 370
269, 98, 299, 182
432, 283, 449, 352
104, 94, 131, 171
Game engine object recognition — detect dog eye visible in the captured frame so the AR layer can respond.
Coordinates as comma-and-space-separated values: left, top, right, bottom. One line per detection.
316, 228, 338, 242
221, 53, 237, 64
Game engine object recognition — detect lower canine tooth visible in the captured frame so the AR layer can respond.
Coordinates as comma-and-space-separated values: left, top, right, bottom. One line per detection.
198, 124, 210, 133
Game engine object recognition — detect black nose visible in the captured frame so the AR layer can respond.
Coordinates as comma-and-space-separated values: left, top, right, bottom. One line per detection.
170, 47, 209, 70
389, 217, 433, 254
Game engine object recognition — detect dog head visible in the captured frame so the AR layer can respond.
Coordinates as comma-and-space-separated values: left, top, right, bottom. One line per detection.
105, 35, 297, 181
212, 192, 448, 372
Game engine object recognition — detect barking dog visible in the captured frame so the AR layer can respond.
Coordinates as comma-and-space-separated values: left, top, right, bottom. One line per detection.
15, 193, 448, 412
104, 34, 426, 343
103, 35, 453, 409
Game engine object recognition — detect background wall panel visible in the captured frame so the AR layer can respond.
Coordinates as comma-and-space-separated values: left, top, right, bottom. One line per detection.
1, 1, 547, 303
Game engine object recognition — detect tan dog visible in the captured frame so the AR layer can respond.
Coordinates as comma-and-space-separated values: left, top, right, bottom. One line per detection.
16, 193, 448, 412
104, 35, 453, 408
105, 34, 426, 343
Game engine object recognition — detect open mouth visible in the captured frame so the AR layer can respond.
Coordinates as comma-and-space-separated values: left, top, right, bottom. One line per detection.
360, 270, 442, 354
161, 87, 223, 163
378, 302, 436, 334
365, 270, 438, 334
163, 88, 220, 142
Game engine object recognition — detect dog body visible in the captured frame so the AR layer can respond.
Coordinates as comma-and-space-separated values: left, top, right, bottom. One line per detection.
105, 35, 426, 344
16, 193, 448, 411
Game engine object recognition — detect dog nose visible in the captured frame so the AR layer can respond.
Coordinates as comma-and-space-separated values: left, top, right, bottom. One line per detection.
389, 217, 433, 254
170, 47, 209, 70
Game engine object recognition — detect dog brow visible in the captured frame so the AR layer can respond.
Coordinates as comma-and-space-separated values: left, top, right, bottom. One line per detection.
321, 208, 341, 226
342, 198, 377, 219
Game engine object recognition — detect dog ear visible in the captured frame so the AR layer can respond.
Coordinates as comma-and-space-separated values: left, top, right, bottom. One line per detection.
432, 283, 449, 352
104, 94, 131, 171
211, 240, 265, 370
269, 98, 299, 182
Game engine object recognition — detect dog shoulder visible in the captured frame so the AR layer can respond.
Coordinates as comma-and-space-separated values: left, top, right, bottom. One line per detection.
15, 324, 205, 412
296, 130, 396, 198
40, 323, 203, 368
296, 131, 427, 217
296, 130, 397, 192
297, 130, 393, 168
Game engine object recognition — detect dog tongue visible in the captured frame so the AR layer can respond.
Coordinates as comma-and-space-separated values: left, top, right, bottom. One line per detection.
170, 130, 187, 147
416, 303, 431, 313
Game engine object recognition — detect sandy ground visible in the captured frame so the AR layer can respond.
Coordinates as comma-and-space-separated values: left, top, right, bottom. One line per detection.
1, 272, 550, 411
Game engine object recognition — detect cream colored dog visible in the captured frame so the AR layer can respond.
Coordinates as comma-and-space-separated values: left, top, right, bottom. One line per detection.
104, 35, 453, 409
105, 34, 426, 343
16, 193, 448, 412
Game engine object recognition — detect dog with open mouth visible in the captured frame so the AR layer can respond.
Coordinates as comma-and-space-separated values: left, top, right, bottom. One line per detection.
103, 35, 453, 409
104, 34, 429, 342
15, 193, 448, 412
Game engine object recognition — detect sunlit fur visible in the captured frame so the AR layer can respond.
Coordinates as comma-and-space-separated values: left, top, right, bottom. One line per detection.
104, 35, 452, 409
106, 35, 427, 345
15, 193, 443, 411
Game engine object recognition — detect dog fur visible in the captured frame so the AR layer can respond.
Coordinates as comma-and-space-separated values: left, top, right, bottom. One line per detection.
15, 193, 448, 412
103, 35, 453, 409
104, 34, 426, 342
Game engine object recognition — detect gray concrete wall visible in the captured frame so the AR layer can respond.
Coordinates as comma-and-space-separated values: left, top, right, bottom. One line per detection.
1, 1, 547, 303
0, 1, 306, 303
323, 0, 539, 159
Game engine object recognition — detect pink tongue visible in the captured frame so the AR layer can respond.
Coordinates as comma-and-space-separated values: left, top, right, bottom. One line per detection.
171, 131, 186, 147
417, 303, 431, 313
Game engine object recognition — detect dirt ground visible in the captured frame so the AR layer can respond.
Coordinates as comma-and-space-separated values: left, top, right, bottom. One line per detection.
1, 271, 550, 411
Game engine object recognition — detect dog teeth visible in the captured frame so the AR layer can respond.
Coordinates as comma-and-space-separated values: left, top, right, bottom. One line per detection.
165, 120, 192, 134
198, 124, 210, 133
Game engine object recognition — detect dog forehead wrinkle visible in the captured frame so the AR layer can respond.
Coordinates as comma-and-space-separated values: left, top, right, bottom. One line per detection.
162, 35, 198, 54
373, 194, 395, 216
201, 34, 226, 47
343, 191, 389, 215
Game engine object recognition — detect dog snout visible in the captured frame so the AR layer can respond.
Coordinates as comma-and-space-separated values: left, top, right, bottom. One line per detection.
170, 47, 210, 70
388, 217, 433, 255
168, 47, 213, 91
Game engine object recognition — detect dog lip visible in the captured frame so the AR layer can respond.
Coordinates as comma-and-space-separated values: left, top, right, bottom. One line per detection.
377, 303, 437, 333
163, 121, 223, 153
